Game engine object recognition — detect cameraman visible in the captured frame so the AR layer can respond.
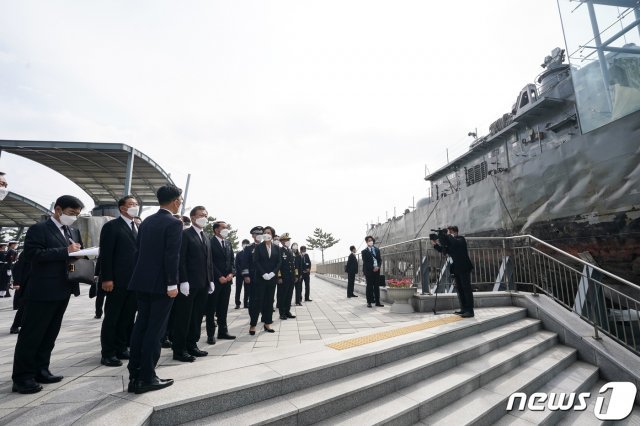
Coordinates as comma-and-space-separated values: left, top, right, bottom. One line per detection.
430, 226, 474, 318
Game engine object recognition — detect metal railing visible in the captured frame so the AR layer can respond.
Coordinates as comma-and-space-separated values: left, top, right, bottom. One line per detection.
317, 235, 640, 355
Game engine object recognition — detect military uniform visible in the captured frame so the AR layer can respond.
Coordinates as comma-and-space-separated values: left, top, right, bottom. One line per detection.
277, 234, 297, 320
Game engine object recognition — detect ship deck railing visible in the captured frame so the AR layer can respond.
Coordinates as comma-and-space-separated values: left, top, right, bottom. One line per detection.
317, 235, 640, 356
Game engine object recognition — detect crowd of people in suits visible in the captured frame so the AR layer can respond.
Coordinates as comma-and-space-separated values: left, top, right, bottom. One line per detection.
8, 184, 315, 395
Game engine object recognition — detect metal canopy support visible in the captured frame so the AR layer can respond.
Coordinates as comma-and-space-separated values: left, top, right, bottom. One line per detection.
493, 256, 513, 292
124, 150, 134, 198
181, 173, 191, 216
586, 0, 613, 111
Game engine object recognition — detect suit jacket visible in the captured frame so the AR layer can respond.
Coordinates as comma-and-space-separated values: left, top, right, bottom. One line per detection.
210, 235, 234, 283
240, 243, 258, 279
361, 246, 382, 276
346, 253, 358, 274
99, 216, 137, 289
128, 209, 182, 294
435, 235, 474, 274
23, 218, 83, 301
253, 243, 281, 278
301, 253, 311, 274
179, 227, 213, 289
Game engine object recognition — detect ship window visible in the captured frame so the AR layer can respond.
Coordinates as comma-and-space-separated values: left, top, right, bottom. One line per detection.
465, 161, 488, 186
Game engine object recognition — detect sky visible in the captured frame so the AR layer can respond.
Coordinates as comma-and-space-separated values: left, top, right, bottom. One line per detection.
0, 0, 565, 262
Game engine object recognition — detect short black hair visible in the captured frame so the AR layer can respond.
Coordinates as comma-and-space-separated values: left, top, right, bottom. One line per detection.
181, 216, 191, 225
300, 245, 307, 252
350, 245, 356, 251
264, 226, 276, 236
447, 225, 459, 233
213, 221, 226, 231
156, 184, 182, 205
55, 195, 84, 211
190, 206, 207, 217
118, 195, 136, 208
365, 235, 375, 243
241, 239, 250, 245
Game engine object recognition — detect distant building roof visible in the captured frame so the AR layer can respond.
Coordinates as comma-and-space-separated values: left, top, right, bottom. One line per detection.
0, 191, 50, 227
0, 140, 174, 206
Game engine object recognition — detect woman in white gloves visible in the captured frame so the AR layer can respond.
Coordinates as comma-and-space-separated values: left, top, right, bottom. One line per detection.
249, 226, 282, 335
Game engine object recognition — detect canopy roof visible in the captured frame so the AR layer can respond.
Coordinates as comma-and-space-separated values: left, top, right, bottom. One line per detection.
0, 191, 50, 227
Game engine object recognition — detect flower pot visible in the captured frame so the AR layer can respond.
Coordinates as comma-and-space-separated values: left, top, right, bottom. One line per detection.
387, 287, 416, 313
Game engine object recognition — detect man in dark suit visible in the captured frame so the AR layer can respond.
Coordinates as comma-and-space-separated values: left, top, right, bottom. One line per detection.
346, 245, 359, 298
127, 185, 182, 394
250, 226, 281, 334
234, 239, 250, 309
98, 195, 139, 367
11, 195, 85, 394
361, 236, 384, 308
4, 241, 19, 298
210, 221, 236, 341
432, 226, 475, 317
300, 246, 312, 302
292, 243, 303, 306
172, 206, 213, 362
0, 242, 10, 297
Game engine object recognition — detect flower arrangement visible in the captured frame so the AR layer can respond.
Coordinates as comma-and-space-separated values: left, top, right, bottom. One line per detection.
387, 278, 414, 288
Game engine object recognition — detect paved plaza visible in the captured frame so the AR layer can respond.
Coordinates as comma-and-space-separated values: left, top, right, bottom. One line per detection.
0, 275, 445, 424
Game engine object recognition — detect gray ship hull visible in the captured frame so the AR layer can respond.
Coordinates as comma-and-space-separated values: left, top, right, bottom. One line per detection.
372, 108, 640, 282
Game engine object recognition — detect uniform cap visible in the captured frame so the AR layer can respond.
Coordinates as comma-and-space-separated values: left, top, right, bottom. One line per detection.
250, 226, 264, 235
279, 233, 291, 241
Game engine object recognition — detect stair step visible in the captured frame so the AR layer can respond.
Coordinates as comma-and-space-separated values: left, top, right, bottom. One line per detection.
315, 337, 573, 426
185, 318, 543, 426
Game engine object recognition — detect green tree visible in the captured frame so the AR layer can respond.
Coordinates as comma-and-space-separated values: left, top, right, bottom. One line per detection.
305, 228, 340, 263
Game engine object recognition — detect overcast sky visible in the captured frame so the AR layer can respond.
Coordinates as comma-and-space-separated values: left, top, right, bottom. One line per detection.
0, 0, 564, 262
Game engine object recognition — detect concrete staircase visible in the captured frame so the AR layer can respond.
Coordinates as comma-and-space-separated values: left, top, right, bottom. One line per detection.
141, 306, 638, 425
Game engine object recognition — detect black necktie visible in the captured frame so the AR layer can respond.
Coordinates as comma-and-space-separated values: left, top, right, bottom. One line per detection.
200, 231, 206, 246
222, 240, 226, 250
131, 221, 138, 238
62, 225, 73, 243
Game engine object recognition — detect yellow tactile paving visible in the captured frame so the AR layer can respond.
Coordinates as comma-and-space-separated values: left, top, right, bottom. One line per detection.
327, 315, 464, 350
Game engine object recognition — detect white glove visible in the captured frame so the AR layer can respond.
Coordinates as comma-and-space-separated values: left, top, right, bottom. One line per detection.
179, 282, 190, 296
262, 273, 270, 280
268, 272, 276, 280
7, 270, 11, 276
208, 281, 215, 294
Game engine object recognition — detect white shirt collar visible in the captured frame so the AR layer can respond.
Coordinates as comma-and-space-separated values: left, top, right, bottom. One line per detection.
50, 216, 63, 229
215, 235, 224, 244
120, 215, 133, 226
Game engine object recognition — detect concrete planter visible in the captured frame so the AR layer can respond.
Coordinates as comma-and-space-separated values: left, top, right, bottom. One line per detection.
387, 287, 416, 313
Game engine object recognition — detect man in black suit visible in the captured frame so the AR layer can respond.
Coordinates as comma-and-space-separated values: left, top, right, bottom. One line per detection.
0, 242, 10, 297
172, 206, 213, 362
346, 245, 359, 298
432, 226, 475, 317
210, 221, 236, 341
234, 239, 250, 309
98, 195, 139, 367
361, 236, 384, 308
292, 243, 303, 306
11, 195, 85, 394
300, 246, 312, 302
250, 226, 281, 335
127, 185, 182, 394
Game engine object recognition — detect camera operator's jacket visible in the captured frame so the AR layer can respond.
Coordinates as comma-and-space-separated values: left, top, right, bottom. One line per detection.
434, 235, 473, 275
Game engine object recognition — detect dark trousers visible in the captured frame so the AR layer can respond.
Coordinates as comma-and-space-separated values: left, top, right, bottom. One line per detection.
302, 273, 311, 300
128, 292, 173, 383
365, 272, 381, 304
215, 283, 232, 332
347, 273, 356, 296
205, 291, 218, 339
12, 298, 70, 382
172, 287, 207, 353
95, 290, 106, 317
235, 277, 249, 307
455, 271, 474, 314
277, 277, 294, 316
294, 278, 302, 304
11, 306, 24, 329
249, 278, 276, 326
100, 287, 137, 357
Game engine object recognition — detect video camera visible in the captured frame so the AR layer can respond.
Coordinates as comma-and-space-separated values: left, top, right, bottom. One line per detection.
429, 228, 448, 242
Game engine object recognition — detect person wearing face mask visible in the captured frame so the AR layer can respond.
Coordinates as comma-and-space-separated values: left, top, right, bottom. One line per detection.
11, 195, 85, 394
126, 185, 182, 394
346, 246, 359, 298
0, 172, 8, 201
292, 243, 303, 306
239, 226, 264, 311
300, 246, 312, 302
0, 243, 10, 297
98, 195, 140, 367
250, 226, 281, 335
276, 233, 297, 320
208, 221, 236, 342
234, 239, 251, 309
362, 236, 384, 308
171, 206, 214, 362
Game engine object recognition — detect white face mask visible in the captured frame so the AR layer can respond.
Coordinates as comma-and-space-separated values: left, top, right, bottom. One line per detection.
367, 241, 374, 247
126, 206, 139, 218
60, 213, 78, 226
284, 241, 291, 248
220, 229, 230, 238
263, 234, 273, 242
242, 244, 249, 249
194, 217, 207, 228
292, 244, 298, 251
0, 188, 8, 201
256, 235, 264, 243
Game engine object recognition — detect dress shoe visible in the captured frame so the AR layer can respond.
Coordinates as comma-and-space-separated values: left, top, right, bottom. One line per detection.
9, 326, 19, 334
263, 325, 275, 333
286, 313, 296, 318
127, 378, 136, 393
94, 313, 102, 319
172, 352, 196, 362
295, 302, 302, 306
249, 328, 256, 336
12, 379, 43, 394
187, 347, 208, 357
348, 294, 358, 298
161, 338, 172, 348
375, 303, 385, 307
218, 333, 236, 340
134, 377, 174, 394
207, 336, 216, 345
367, 303, 372, 308
35, 369, 63, 383
235, 304, 240, 309
101, 356, 123, 367
460, 312, 475, 318
116, 350, 130, 360
305, 299, 313, 302
454, 310, 464, 315
280, 315, 288, 320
